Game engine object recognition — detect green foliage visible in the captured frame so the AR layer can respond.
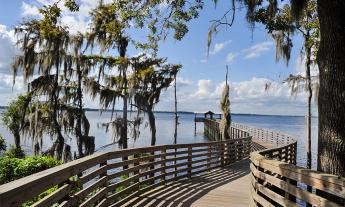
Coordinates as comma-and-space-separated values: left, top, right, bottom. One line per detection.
2, 94, 30, 145
38, 0, 79, 38
116, 174, 130, 192
64, 0, 79, 12
21, 186, 59, 207
0, 156, 62, 184
0, 135, 6, 153
12, 0, 95, 160
88, 0, 203, 54
5, 145, 25, 159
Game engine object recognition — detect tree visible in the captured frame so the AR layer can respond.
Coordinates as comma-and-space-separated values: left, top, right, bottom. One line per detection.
61, 33, 95, 158
315, 0, 345, 176
131, 57, 180, 145
220, 66, 231, 140
85, 2, 147, 149
12, 1, 93, 161
2, 95, 30, 154
251, 1, 319, 170
85, 0, 198, 149
205, 0, 345, 176
173, 72, 179, 145
10, 0, 202, 158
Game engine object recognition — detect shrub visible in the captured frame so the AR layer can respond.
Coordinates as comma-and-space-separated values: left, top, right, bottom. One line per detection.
0, 135, 6, 153
0, 156, 62, 184
5, 145, 25, 158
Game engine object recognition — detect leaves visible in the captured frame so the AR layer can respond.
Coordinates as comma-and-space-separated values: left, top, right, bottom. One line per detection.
0, 156, 61, 184
10, 0, 193, 154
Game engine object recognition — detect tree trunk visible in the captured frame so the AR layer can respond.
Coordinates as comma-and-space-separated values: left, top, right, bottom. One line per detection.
305, 38, 312, 170
317, 0, 345, 176
52, 65, 64, 160
174, 73, 178, 144
121, 96, 128, 149
14, 130, 20, 150
76, 63, 84, 158
148, 108, 156, 146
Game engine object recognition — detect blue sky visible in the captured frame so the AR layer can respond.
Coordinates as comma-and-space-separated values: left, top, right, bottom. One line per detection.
0, 0, 316, 116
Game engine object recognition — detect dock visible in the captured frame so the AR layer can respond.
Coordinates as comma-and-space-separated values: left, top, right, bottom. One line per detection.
0, 118, 344, 207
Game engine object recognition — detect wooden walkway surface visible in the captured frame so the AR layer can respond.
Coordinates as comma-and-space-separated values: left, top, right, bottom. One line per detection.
122, 140, 270, 207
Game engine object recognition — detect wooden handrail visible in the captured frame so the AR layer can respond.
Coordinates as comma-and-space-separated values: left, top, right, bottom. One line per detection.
0, 126, 251, 207
248, 124, 345, 207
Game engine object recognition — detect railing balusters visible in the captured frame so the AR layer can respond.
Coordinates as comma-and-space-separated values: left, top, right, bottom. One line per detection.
161, 147, 166, 183
0, 123, 255, 207
188, 146, 192, 178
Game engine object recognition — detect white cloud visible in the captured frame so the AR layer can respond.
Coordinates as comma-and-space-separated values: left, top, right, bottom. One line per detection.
209, 40, 232, 55
295, 55, 319, 77
21, 2, 41, 17
20, 0, 108, 34
191, 80, 215, 99
0, 73, 25, 105
226, 53, 237, 64
0, 25, 16, 74
155, 77, 308, 115
176, 77, 192, 87
60, 15, 90, 34
243, 41, 273, 59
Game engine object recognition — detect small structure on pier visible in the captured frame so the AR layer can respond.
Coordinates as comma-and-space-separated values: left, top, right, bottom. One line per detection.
194, 111, 222, 135
194, 111, 222, 122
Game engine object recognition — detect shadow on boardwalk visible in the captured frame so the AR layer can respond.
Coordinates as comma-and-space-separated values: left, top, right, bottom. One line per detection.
123, 159, 251, 207
123, 141, 269, 207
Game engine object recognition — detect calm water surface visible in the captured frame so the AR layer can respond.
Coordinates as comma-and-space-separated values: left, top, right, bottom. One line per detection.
0, 110, 317, 168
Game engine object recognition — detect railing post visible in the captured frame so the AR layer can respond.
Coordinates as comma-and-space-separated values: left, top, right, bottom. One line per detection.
174, 147, 177, 178
134, 154, 140, 188
221, 143, 225, 167
207, 145, 211, 171
224, 142, 229, 165
188, 146, 192, 178
293, 142, 297, 164
99, 160, 108, 206
161, 147, 166, 183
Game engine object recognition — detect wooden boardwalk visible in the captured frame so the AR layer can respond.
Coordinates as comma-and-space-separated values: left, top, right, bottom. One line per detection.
1, 122, 343, 207
122, 141, 269, 207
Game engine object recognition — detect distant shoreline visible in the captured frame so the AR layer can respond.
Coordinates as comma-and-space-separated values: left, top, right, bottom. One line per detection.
0, 106, 317, 118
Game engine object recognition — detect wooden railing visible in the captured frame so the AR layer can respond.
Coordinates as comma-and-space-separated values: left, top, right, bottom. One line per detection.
232, 123, 295, 146
0, 127, 251, 207
204, 119, 248, 140
246, 124, 345, 207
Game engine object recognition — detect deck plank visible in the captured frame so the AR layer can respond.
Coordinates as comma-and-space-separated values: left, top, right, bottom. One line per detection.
121, 141, 267, 207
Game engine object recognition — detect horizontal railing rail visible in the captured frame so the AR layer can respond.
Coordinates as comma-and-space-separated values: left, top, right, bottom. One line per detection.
247, 124, 345, 207
232, 123, 295, 146
0, 126, 251, 207
204, 119, 249, 140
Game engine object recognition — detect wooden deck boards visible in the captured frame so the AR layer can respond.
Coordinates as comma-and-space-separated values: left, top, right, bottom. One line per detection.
122, 159, 250, 207
121, 141, 268, 207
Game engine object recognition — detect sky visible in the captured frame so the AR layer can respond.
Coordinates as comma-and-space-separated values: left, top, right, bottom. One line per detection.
0, 0, 317, 116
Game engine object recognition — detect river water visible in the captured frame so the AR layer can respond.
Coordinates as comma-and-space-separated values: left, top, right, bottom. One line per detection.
0, 110, 317, 168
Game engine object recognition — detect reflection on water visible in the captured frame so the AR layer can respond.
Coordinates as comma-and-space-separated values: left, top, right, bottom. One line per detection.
0, 110, 317, 168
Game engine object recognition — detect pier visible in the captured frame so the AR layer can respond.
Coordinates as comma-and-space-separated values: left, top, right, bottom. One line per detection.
0, 119, 344, 206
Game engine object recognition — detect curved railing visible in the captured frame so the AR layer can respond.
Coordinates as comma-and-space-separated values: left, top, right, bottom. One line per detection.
0, 126, 251, 207
244, 123, 345, 207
